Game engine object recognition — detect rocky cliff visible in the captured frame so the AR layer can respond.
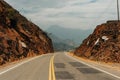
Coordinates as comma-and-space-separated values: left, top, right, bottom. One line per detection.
75, 21, 120, 63
0, 0, 53, 65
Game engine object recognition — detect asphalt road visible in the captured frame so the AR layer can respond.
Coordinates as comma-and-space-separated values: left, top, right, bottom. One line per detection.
54, 52, 120, 80
0, 54, 53, 80
0, 52, 120, 80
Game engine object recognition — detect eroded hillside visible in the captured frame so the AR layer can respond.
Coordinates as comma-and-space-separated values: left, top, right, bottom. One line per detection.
0, 0, 53, 65
75, 21, 120, 63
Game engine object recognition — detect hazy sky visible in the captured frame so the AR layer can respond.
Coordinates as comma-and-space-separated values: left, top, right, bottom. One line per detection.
5, 0, 118, 30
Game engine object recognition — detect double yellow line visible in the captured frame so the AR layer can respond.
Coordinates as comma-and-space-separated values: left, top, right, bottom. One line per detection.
49, 55, 56, 80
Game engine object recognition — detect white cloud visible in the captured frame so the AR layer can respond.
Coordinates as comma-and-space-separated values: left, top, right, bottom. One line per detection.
5, 0, 118, 30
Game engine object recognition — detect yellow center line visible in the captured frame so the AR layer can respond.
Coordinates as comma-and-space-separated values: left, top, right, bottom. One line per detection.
49, 58, 52, 80
49, 54, 56, 80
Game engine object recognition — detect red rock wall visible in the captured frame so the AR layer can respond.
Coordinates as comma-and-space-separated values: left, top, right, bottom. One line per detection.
75, 21, 120, 63
0, 0, 54, 65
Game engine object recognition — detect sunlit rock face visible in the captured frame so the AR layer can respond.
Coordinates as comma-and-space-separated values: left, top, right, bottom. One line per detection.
75, 21, 120, 63
0, 0, 54, 65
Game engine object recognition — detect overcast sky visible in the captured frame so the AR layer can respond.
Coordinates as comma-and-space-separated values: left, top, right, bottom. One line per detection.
5, 0, 118, 30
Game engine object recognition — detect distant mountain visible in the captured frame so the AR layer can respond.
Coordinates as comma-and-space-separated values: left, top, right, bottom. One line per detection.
46, 25, 93, 46
48, 33, 75, 51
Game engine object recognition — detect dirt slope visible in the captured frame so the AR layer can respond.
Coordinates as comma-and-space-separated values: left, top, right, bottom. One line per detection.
0, 0, 54, 65
75, 21, 120, 63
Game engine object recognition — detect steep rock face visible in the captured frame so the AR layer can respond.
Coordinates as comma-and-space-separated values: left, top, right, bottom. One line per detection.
75, 21, 120, 63
0, 0, 53, 65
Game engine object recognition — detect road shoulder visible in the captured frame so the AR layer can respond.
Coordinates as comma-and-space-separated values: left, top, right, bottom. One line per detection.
66, 52, 120, 79
0, 54, 44, 74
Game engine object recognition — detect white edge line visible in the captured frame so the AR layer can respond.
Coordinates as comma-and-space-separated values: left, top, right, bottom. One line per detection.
0, 54, 44, 75
65, 52, 120, 79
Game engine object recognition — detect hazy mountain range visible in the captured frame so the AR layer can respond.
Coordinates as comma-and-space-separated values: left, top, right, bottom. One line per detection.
48, 33, 76, 51
46, 25, 93, 46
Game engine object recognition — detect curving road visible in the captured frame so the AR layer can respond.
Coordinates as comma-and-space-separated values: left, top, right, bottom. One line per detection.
0, 52, 120, 80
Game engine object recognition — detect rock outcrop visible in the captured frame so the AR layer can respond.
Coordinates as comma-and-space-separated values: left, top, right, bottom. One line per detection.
75, 21, 120, 63
0, 0, 53, 65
